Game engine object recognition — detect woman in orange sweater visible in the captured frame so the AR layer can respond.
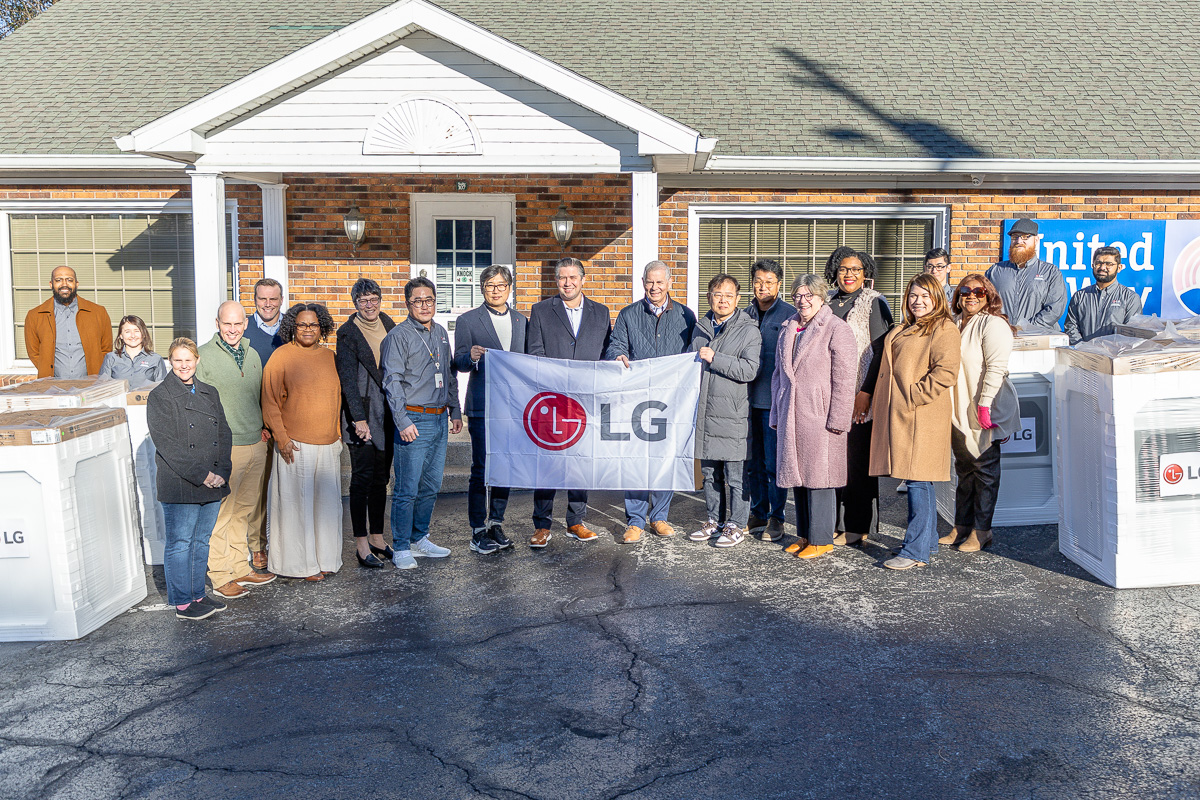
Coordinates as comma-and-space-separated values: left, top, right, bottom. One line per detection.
261, 303, 343, 580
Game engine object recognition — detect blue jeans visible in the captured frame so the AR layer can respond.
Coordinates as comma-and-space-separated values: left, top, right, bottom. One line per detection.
898, 480, 938, 563
162, 500, 221, 606
391, 411, 449, 551
747, 408, 786, 521
624, 491, 672, 528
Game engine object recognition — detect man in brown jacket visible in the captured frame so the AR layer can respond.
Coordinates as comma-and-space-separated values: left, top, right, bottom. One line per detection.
24, 266, 113, 378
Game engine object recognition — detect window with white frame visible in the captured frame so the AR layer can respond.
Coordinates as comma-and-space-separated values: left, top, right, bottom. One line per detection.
695, 212, 940, 316
5, 208, 235, 363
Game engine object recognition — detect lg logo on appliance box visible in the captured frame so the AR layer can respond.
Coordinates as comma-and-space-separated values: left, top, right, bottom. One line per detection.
0, 520, 30, 559
1160, 453, 1200, 497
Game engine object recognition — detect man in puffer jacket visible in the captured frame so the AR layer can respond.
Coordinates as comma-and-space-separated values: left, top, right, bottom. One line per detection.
607, 260, 696, 544
687, 273, 762, 548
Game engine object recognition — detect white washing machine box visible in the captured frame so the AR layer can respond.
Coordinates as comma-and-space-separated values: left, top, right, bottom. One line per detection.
0, 408, 147, 641
937, 331, 1067, 527
0, 376, 129, 410
1056, 341, 1200, 588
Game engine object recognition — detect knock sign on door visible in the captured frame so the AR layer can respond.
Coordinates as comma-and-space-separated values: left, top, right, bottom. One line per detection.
0, 519, 30, 559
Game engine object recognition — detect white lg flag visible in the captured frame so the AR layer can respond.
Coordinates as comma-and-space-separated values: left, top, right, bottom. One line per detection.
485, 351, 701, 490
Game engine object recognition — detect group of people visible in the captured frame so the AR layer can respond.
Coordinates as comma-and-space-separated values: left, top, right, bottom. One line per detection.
19, 217, 1149, 620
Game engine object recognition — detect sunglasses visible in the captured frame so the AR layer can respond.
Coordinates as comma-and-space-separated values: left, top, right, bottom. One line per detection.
958, 287, 987, 299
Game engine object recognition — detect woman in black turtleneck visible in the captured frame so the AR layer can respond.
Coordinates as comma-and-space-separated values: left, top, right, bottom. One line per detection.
822, 247, 894, 546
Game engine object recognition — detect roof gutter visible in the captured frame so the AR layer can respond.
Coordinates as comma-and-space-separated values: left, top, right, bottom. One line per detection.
0, 154, 189, 172
705, 156, 1200, 176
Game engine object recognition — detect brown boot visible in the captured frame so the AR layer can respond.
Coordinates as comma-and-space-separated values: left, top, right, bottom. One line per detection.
622, 526, 644, 544
530, 528, 552, 549
566, 524, 598, 542
251, 551, 268, 569
649, 520, 676, 537
956, 529, 992, 552
783, 537, 809, 554
939, 526, 969, 546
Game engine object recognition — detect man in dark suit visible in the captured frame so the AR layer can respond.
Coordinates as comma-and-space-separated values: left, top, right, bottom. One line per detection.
525, 257, 612, 548
452, 265, 528, 556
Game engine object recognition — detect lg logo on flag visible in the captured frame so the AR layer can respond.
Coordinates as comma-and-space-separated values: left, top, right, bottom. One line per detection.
523, 392, 587, 451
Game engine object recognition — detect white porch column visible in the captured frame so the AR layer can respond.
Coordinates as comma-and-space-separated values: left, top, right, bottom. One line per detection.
630, 171, 660, 302
259, 183, 289, 299
190, 172, 227, 343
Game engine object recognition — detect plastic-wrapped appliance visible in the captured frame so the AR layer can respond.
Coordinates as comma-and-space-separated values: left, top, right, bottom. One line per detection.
937, 330, 1066, 527
0, 375, 128, 411
1056, 336, 1200, 588
125, 384, 165, 564
0, 408, 147, 641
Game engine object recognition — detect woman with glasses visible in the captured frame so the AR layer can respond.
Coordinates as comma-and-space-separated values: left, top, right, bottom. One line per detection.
262, 302, 343, 581
770, 274, 858, 559
943, 274, 1019, 553
870, 273, 962, 570
335, 279, 397, 568
822, 247, 894, 546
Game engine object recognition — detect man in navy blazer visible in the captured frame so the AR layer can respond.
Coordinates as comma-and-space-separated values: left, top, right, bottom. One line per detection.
525, 257, 612, 548
452, 265, 528, 556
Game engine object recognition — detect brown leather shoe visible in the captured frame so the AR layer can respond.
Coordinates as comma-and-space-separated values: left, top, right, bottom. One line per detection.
762, 518, 784, 542
622, 526, 643, 544
956, 529, 993, 552
783, 537, 809, 554
304, 573, 326, 582
939, 526, 969, 546
251, 551, 268, 569
797, 544, 834, 559
566, 524, 598, 542
214, 581, 249, 598
530, 528, 552, 548
649, 520, 675, 537
235, 571, 276, 586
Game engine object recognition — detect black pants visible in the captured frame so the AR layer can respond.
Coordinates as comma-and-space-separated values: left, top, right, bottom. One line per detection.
348, 441, 393, 539
533, 490, 588, 530
793, 486, 838, 546
952, 428, 1002, 530
467, 416, 510, 530
835, 420, 879, 536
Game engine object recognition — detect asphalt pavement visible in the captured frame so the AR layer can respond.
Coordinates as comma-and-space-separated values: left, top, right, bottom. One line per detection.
2, 480, 1198, 800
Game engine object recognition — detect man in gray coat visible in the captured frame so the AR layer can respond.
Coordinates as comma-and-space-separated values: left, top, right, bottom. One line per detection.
686, 274, 762, 548
985, 218, 1068, 329
608, 260, 696, 544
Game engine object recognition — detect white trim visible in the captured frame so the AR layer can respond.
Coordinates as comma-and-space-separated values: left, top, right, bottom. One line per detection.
630, 172, 659, 302
119, 0, 703, 160
705, 156, 1200, 176
0, 198, 238, 372
684, 202, 948, 312
191, 173, 229, 343
0, 154, 188, 171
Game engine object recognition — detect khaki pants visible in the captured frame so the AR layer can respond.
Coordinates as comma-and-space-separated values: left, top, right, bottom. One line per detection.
251, 444, 272, 553
208, 441, 268, 588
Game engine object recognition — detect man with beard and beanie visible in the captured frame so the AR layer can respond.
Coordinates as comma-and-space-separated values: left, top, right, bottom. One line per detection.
1064, 246, 1144, 344
985, 218, 1068, 329
24, 265, 113, 378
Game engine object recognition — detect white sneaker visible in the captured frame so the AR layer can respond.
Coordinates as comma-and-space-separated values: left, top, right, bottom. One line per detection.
392, 550, 418, 570
713, 523, 745, 548
411, 536, 451, 558
688, 520, 720, 542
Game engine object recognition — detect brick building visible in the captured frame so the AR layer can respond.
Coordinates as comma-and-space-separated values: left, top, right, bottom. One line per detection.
1, 0, 1198, 377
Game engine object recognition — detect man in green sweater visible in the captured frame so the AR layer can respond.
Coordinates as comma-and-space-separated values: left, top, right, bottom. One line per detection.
196, 300, 277, 598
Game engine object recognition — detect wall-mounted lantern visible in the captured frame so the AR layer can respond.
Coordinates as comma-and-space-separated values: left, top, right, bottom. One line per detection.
343, 208, 367, 250
550, 205, 574, 247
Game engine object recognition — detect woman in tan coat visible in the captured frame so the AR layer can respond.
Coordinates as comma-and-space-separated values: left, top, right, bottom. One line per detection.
941, 274, 1019, 553
870, 273, 962, 570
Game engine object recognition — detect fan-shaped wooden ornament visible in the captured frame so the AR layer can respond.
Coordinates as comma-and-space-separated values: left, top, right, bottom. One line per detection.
363, 96, 480, 155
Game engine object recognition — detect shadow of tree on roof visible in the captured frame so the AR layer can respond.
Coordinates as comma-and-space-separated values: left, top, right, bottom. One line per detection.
777, 47, 990, 158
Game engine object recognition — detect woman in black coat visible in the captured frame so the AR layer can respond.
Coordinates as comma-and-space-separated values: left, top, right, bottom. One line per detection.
147, 337, 233, 621
335, 278, 397, 568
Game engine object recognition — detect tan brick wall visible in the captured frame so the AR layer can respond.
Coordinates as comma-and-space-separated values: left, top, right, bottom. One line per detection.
660, 187, 1200, 287
275, 173, 634, 324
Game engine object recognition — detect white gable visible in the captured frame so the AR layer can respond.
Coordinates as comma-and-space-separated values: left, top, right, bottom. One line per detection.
197, 32, 644, 173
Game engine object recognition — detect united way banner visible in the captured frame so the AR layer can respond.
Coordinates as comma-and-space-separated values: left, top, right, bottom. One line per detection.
1001, 219, 1200, 318
484, 351, 701, 491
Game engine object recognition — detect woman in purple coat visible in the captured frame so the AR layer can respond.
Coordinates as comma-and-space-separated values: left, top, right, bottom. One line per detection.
770, 273, 859, 560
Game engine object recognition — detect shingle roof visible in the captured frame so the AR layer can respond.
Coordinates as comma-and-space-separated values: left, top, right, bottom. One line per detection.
1, 0, 1197, 160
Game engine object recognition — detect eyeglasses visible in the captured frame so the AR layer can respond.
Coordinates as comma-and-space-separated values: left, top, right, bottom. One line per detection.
482, 282, 511, 292
925, 263, 950, 271
958, 287, 987, 299
407, 297, 436, 307
792, 292, 817, 304
752, 278, 779, 287
355, 296, 381, 307
1094, 261, 1120, 269
836, 267, 864, 276
1011, 234, 1036, 243
296, 322, 322, 330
